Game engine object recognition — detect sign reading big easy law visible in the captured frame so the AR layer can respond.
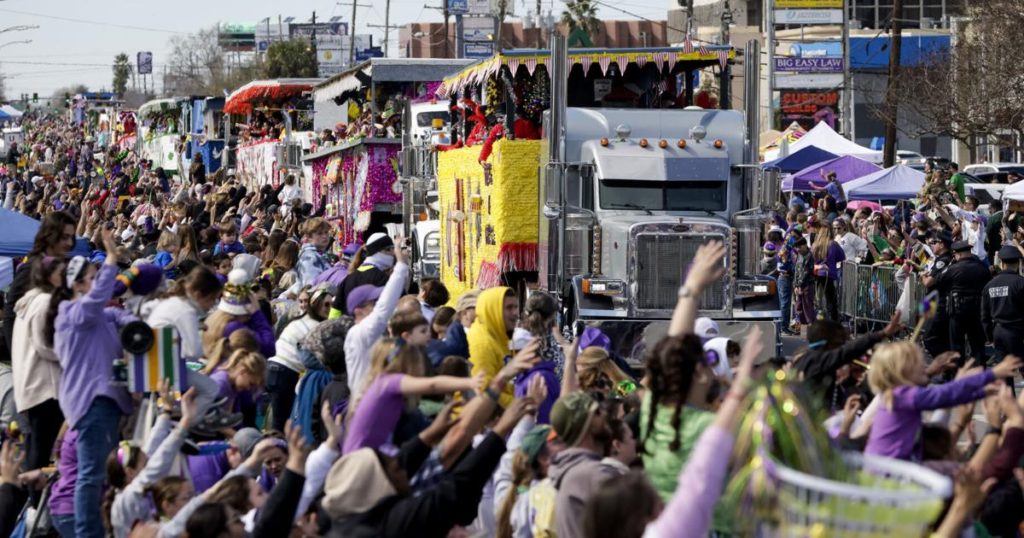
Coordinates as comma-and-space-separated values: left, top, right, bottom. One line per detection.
775, 0, 842, 7
774, 57, 844, 73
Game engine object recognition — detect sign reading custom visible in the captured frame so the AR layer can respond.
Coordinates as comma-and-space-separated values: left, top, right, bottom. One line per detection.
775, 0, 842, 7
774, 8, 843, 24
774, 57, 844, 73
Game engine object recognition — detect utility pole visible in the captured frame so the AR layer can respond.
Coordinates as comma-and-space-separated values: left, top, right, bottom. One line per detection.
882, 0, 903, 167
311, 11, 320, 76
720, 0, 732, 44
385, 0, 391, 57
367, 22, 402, 57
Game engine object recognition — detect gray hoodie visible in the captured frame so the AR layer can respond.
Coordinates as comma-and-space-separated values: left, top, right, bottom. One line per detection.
111, 414, 179, 538
549, 447, 618, 538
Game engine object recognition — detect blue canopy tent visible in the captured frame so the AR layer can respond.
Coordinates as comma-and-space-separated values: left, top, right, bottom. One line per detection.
843, 165, 926, 200
762, 146, 839, 174
0, 208, 91, 258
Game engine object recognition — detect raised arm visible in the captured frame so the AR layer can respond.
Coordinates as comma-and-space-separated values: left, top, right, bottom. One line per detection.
399, 374, 479, 397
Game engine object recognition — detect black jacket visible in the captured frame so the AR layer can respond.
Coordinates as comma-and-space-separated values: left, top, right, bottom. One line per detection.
332, 265, 390, 316
328, 431, 507, 538
253, 468, 305, 538
982, 270, 1024, 338
794, 331, 885, 409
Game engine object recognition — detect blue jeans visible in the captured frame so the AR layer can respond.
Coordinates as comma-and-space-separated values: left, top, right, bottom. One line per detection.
51, 513, 76, 538
74, 397, 123, 538
778, 276, 793, 330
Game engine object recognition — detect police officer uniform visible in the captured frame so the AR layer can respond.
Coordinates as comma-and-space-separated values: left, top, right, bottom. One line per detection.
923, 232, 954, 357
935, 240, 991, 363
982, 245, 1024, 362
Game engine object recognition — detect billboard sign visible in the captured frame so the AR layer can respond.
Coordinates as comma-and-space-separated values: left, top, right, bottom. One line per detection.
356, 46, 384, 62
774, 0, 842, 7
467, 0, 491, 15
774, 73, 844, 89
774, 8, 843, 24
448, 0, 469, 14
136, 52, 153, 75
781, 90, 840, 130
462, 16, 495, 42
774, 57, 844, 73
290, 22, 348, 39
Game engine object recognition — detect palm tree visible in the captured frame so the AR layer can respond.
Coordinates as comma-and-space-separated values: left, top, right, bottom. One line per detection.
560, 0, 600, 41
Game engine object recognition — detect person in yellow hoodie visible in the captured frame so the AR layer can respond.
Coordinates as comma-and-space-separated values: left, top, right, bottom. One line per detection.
468, 287, 519, 407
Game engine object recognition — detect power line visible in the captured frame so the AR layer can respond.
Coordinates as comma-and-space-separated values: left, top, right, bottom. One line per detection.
0, 8, 189, 34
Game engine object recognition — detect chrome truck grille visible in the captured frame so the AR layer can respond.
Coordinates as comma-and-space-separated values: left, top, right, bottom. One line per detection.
634, 233, 728, 312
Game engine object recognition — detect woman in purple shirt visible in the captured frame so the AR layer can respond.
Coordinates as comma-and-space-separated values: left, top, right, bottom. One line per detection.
49, 228, 135, 538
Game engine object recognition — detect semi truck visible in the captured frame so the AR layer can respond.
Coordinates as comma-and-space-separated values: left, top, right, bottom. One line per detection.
435, 39, 780, 362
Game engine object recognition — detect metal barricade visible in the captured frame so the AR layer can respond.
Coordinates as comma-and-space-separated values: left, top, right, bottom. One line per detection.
840, 261, 921, 330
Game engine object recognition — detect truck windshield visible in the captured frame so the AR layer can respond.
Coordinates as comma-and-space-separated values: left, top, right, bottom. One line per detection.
599, 180, 727, 212
416, 111, 449, 127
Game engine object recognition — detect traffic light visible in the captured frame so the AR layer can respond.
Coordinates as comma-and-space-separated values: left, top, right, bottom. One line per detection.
64, 92, 71, 109
32, 92, 38, 103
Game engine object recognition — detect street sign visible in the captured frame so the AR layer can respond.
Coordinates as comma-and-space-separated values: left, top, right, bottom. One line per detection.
774, 57, 844, 73
773, 73, 844, 89
464, 42, 494, 59
774, 9, 843, 24
136, 52, 153, 75
448, 0, 469, 14
356, 46, 384, 62
462, 16, 495, 41
775, 0, 842, 7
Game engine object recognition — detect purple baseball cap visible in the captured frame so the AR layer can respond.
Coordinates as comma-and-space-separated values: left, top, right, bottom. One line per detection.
347, 284, 384, 314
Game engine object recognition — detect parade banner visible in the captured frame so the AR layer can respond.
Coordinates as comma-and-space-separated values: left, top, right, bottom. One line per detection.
774, 57, 844, 73
141, 133, 179, 173
236, 139, 279, 190
126, 327, 186, 393
775, 0, 842, 7
774, 9, 843, 24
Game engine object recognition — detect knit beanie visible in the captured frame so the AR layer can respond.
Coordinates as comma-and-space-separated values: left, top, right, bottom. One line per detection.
112, 264, 165, 297
363, 232, 394, 256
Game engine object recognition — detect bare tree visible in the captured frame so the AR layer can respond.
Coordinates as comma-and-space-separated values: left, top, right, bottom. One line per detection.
881, 0, 1024, 159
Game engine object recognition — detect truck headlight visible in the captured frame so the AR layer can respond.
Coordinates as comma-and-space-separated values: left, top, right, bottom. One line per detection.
581, 277, 625, 297
735, 279, 776, 298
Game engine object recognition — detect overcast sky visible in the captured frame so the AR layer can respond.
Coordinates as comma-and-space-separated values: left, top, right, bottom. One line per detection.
0, 0, 670, 99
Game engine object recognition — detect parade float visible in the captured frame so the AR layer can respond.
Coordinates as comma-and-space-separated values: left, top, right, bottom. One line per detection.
306, 59, 470, 248
138, 97, 186, 175
432, 41, 786, 358
224, 78, 320, 191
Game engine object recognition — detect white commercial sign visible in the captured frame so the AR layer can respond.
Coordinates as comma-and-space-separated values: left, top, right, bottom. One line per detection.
774, 9, 844, 24
467, 0, 490, 15
773, 73, 844, 89
462, 16, 495, 41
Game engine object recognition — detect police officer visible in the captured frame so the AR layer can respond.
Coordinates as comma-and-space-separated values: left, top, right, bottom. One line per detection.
921, 231, 954, 357
935, 239, 991, 364
983, 245, 1024, 364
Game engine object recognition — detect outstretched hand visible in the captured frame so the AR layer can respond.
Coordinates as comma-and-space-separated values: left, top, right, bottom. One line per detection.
683, 241, 726, 292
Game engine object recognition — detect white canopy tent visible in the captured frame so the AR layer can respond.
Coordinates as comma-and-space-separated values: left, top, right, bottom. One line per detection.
764, 122, 883, 163
1003, 180, 1024, 202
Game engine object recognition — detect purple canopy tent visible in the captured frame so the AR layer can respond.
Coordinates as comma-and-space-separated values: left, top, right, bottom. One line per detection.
780, 155, 882, 192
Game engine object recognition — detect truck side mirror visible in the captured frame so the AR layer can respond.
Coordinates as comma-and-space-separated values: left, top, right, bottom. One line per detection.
760, 168, 780, 209
544, 163, 562, 208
